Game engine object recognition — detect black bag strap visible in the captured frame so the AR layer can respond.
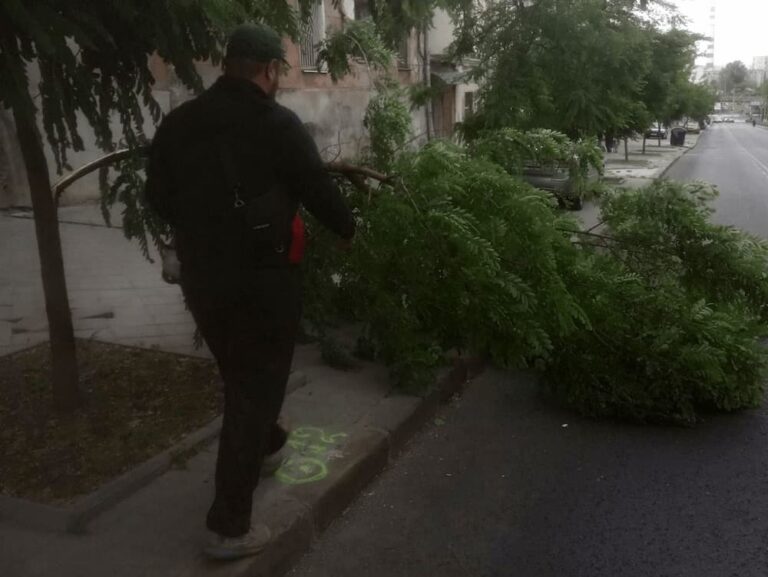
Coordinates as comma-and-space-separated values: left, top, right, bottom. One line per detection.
217, 140, 245, 208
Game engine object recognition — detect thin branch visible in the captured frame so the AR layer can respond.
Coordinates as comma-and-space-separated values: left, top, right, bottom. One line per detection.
52, 145, 392, 205
53, 146, 149, 204
319, 130, 346, 163
326, 161, 392, 183
557, 227, 619, 242
586, 219, 605, 233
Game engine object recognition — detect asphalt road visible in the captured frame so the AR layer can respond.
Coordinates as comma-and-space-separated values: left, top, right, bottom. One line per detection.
666, 122, 768, 238
291, 370, 768, 577
289, 127, 768, 577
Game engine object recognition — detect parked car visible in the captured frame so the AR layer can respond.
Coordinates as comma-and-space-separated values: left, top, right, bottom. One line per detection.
644, 125, 667, 139
521, 163, 601, 211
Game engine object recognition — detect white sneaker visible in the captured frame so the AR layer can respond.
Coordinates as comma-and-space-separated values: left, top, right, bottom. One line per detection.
204, 524, 272, 560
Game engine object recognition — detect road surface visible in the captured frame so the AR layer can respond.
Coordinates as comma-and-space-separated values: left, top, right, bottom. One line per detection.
291, 370, 768, 577
289, 124, 768, 577
667, 122, 768, 238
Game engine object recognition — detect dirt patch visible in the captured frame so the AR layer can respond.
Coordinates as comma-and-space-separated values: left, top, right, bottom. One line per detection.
0, 340, 222, 505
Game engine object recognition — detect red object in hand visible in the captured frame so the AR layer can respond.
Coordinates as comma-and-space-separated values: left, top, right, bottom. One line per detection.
289, 214, 306, 263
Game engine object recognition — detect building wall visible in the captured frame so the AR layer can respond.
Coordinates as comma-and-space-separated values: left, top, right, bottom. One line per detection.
753, 56, 768, 72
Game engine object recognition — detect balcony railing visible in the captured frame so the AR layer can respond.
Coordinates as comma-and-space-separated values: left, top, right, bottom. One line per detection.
300, 1, 325, 71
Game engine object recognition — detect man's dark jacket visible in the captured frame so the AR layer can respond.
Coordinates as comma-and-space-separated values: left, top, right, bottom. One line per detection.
145, 75, 355, 309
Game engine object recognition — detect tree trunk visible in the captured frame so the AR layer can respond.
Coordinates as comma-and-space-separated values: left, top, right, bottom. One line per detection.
624, 138, 629, 161
642, 136, 646, 154
422, 25, 433, 141
12, 105, 80, 412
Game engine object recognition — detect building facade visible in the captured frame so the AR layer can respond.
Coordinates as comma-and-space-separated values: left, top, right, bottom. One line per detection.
428, 8, 479, 139
0, 0, 431, 208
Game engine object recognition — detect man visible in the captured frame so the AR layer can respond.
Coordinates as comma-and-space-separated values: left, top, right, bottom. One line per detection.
145, 23, 355, 560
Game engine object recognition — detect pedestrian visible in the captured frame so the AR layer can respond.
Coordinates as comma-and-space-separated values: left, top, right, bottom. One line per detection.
144, 23, 355, 560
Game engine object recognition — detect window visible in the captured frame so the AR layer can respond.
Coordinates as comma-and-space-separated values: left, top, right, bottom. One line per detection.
464, 91, 475, 117
354, 0, 371, 20
300, 0, 326, 71
397, 37, 410, 70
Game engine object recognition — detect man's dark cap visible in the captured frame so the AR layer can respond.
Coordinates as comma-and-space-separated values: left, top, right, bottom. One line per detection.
226, 23, 286, 62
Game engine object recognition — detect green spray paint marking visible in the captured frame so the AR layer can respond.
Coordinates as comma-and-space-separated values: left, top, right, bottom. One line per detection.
276, 426, 348, 485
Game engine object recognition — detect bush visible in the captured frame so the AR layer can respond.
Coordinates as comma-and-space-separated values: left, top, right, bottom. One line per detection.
544, 181, 768, 424
304, 141, 585, 389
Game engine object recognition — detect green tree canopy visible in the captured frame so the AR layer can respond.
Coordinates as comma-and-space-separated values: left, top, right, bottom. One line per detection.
720, 60, 750, 95
640, 28, 699, 127
455, 0, 671, 139
451, 0, 698, 140
669, 81, 715, 124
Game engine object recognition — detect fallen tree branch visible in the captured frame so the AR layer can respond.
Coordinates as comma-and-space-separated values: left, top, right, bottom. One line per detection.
52, 146, 392, 205
325, 161, 392, 183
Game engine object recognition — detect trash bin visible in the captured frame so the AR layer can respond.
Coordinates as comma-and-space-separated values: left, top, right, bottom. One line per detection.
670, 127, 686, 147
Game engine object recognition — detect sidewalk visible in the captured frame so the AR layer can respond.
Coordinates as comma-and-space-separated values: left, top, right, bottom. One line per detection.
602, 131, 701, 188
577, 131, 704, 230
0, 206, 480, 577
0, 204, 202, 359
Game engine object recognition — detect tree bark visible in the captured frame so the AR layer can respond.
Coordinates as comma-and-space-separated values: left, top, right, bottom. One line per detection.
624, 138, 629, 162
12, 105, 80, 412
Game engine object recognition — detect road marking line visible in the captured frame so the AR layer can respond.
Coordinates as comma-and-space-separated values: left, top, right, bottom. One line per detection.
728, 128, 768, 179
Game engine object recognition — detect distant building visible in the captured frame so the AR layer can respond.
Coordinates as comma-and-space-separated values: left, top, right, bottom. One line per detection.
753, 56, 768, 71
751, 56, 768, 87
692, 64, 720, 86
428, 7, 480, 139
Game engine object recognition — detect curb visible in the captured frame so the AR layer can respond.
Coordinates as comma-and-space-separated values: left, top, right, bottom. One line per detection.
658, 132, 704, 179
0, 372, 308, 534
207, 355, 486, 577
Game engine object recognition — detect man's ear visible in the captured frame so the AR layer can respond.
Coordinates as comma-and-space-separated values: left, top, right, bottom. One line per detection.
268, 59, 280, 80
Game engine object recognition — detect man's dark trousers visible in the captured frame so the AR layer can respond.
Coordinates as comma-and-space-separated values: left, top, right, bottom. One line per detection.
184, 267, 302, 538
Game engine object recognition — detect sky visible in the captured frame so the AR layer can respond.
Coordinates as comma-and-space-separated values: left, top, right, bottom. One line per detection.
670, 0, 768, 67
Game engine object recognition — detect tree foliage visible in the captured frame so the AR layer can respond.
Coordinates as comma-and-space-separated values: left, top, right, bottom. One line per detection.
640, 28, 699, 127
306, 156, 768, 422
317, 19, 394, 82
546, 182, 768, 424
469, 128, 604, 188
720, 60, 750, 94
459, 0, 656, 138
454, 0, 700, 138
363, 79, 412, 171
304, 142, 587, 389
669, 82, 716, 124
